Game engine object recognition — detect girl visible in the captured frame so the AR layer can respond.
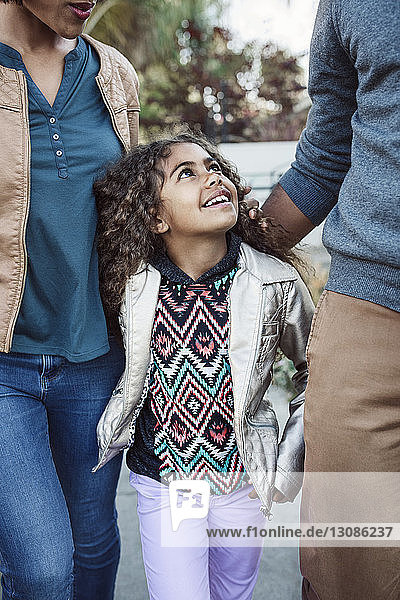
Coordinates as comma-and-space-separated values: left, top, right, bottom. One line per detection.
94, 133, 314, 600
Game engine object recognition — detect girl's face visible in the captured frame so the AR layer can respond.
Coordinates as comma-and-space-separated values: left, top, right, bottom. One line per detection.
156, 143, 239, 240
20, 0, 97, 39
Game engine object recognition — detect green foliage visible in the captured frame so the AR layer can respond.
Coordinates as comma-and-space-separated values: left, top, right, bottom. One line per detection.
272, 345, 297, 397
87, 0, 308, 141
86, 0, 223, 70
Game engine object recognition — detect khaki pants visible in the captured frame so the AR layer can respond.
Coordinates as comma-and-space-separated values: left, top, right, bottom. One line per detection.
301, 291, 400, 600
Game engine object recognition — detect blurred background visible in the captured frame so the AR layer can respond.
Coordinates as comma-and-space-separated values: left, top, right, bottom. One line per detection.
85, 0, 328, 286
86, 0, 316, 143
84, 2, 328, 598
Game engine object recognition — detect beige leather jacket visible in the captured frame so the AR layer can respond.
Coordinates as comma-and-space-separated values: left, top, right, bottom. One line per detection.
0, 34, 140, 352
94, 244, 315, 516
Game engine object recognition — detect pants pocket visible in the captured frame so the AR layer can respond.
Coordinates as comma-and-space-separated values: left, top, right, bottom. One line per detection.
305, 290, 327, 364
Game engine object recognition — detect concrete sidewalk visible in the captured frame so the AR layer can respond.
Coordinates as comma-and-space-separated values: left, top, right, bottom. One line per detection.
115, 387, 303, 600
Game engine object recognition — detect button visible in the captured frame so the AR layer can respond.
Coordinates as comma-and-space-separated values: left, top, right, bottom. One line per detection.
49, 117, 56, 124
53, 133, 60, 140
56, 150, 63, 157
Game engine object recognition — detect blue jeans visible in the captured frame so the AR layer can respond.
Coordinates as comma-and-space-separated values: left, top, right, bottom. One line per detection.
0, 340, 124, 600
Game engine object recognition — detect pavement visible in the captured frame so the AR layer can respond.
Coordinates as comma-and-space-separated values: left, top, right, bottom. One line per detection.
114, 386, 303, 600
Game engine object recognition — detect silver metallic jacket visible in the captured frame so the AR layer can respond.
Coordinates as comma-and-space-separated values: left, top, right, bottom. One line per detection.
94, 243, 315, 516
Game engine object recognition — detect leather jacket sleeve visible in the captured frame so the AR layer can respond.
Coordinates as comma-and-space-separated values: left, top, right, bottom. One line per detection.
274, 276, 315, 501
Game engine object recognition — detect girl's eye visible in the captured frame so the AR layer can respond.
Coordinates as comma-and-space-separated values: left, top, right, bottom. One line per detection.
178, 168, 194, 180
177, 162, 221, 180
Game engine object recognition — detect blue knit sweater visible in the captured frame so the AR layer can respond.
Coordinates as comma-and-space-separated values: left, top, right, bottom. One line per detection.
280, 0, 400, 312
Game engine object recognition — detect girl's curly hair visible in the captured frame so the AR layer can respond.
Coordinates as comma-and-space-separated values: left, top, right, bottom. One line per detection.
94, 133, 303, 330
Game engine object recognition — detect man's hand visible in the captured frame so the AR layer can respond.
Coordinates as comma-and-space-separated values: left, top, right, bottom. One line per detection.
243, 186, 268, 228
248, 486, 289, 503
272, 488, 288, 503
245, 183, 315, 246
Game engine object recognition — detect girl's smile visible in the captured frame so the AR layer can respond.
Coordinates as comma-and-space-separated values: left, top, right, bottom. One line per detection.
202, 187, 232, 208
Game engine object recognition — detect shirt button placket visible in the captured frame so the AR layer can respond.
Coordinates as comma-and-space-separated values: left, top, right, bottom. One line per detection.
49, 115, 68, 178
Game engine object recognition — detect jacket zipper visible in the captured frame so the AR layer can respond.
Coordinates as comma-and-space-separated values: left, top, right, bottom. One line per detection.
5, 73, 31, 351
94, 285, 133, 470
234, 284, 272, 514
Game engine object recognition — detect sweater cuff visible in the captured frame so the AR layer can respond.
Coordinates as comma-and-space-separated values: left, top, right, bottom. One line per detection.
279, 168, 338, 226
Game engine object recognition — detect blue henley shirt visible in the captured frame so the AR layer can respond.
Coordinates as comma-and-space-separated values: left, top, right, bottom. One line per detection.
0, 37, 123, 361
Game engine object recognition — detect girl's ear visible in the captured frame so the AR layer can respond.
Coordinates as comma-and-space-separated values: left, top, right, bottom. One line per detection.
151, 214, 170, 234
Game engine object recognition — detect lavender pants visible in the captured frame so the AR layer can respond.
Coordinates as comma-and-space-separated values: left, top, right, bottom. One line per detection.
129, 472, 266, 600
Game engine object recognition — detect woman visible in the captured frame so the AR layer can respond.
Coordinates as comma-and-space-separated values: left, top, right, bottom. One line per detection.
0, 1, 139, 599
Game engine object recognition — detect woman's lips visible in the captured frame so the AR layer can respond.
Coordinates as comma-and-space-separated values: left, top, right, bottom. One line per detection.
68, 3, 94, 20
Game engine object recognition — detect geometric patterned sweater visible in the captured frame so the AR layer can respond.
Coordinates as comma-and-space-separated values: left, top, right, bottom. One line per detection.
126, 234, 247, 495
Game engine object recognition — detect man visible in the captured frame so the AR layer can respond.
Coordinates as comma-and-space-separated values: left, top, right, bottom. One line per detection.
0, 1, 139, 598
256, 0, 399, 598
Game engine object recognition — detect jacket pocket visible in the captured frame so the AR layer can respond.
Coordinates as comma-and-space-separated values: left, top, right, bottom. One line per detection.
245, 398, 279, 432
305, 289, 327, 364
0, 104, 20, 112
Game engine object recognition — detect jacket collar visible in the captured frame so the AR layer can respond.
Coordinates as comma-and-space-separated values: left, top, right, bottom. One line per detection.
237, 243, 298, 284
81, 34, 113, 84
136, 242, 298, 288
0, 35, 118, 99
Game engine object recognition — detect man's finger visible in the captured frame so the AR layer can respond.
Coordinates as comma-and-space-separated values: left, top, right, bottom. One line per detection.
245, 198, 259, 210
249, 208, 259, 220
273, 490, 288, 503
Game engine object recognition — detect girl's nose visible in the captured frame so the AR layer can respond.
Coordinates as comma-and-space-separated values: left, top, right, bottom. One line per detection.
205, 172, 222, 187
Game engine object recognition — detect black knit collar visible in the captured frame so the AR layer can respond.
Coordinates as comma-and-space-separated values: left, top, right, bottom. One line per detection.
151, 233, 242, 284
